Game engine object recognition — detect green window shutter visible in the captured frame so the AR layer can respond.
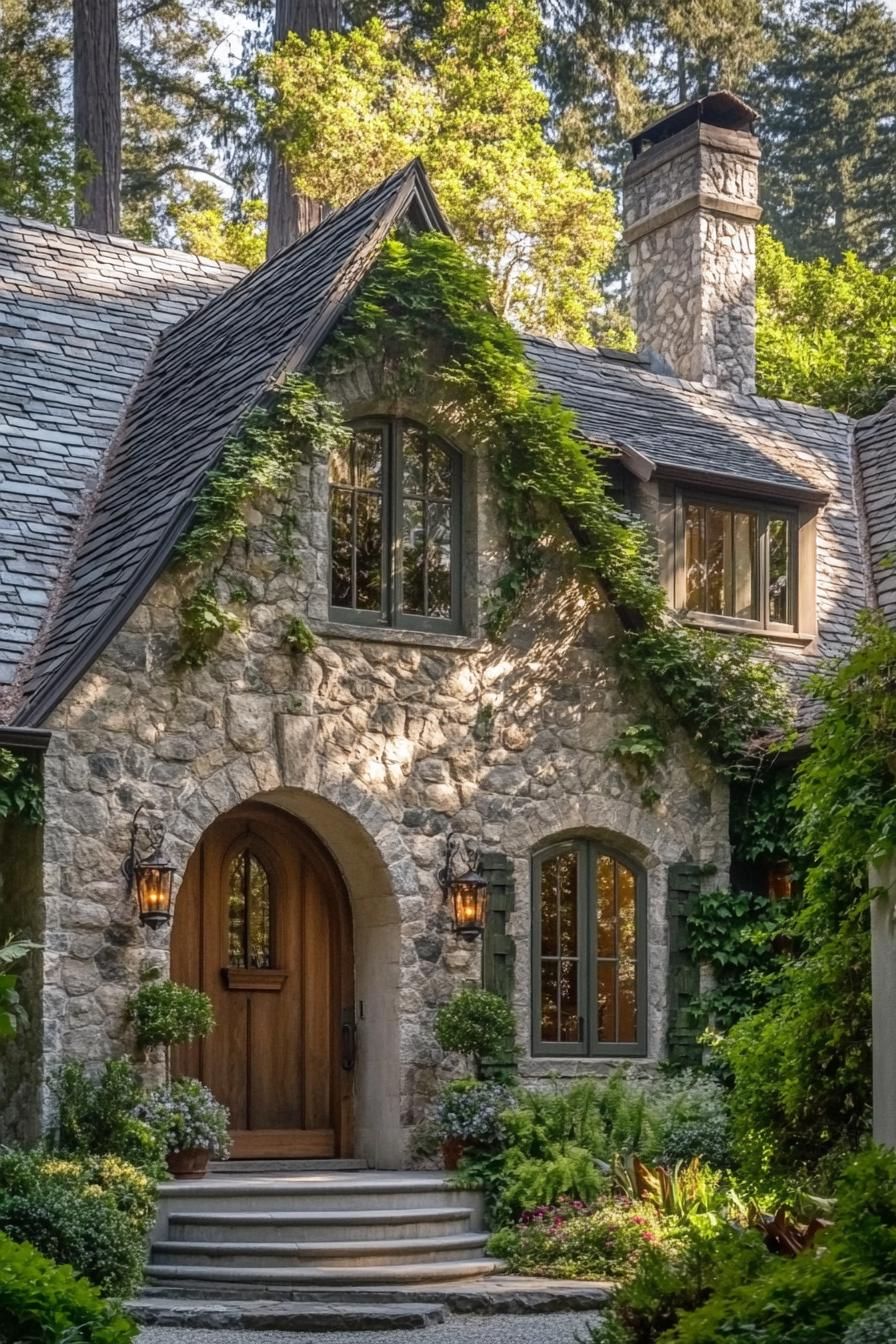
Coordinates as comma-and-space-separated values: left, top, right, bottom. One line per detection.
480, 851, 516, 1079
667, 861, 703, 1067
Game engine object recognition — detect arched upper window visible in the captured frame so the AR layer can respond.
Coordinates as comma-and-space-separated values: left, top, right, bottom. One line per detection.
228, 848, 272, 969
532, 839, 647, 1058
329, 419, 462, 632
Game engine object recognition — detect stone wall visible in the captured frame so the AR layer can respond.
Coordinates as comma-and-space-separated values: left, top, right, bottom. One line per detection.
624, 123, 761, 395
0, 794, 45, 1143
39, 356, 729, 1164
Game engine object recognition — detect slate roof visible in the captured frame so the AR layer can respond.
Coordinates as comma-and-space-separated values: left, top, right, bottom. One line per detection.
0, 162, 882, 728
524, 334, 867, 674
17, 161, 450, 726
0, 215, 242, 689
855, 397, 896, 624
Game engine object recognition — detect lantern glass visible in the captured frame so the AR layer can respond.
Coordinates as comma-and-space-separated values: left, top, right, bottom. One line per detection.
136, 854, 175, 928
450, 870, 488, 940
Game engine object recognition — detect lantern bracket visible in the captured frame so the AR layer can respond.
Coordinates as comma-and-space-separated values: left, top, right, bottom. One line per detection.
438, 830, 481, 901
122, 802, 167, 891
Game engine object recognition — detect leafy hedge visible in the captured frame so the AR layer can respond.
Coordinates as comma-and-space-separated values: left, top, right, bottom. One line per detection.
0, 1150, 155, 1298
0, 1233, 136, 1344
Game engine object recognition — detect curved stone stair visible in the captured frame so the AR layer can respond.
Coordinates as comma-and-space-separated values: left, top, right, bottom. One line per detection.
146, 1169, 501, 1290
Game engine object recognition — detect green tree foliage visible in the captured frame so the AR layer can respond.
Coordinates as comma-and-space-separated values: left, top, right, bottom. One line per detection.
167, 183, 266, 267
256, 0, 619, 339
720, 612, 896, 1178
0, 1231, 137, 1344
756, 226, 896, 417
0, 935, 39, 1040
0, 0, 77, 222
754, 0, 896, 269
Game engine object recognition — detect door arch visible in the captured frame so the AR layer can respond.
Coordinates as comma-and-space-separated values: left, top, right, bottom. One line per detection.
170, 801, 354, 1158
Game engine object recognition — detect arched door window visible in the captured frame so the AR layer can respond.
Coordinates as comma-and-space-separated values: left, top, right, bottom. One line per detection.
228, 848, 273, 969
329, 419, 462, 631
533, 839, 647, 1057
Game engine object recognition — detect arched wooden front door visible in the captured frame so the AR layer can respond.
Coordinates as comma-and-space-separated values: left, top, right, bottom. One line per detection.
171, 803, 354, 1159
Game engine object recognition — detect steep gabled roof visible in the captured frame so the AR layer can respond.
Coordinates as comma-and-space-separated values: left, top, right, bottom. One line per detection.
854, 397, 896, 624
19, 161, 450, 726
0, 214, 241, 689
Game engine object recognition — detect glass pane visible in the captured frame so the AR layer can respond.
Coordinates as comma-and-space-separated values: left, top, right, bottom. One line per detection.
685, 504, 705, 611
705, 508, 726, 614
402, 426, 426, 495
353, 428, 383, 489
330, 488, 353, 608
768, 517, 791, 623
428, 440, 453, 498
618, 958, 637, 1043
228, 854, 247, 968
402, 497, 426, 614
597, 961, 617, 1041
597, 854, 616, 958
617, 864, 636, 961
560, 961, 579, 1042
427, 502, 452, 618
541, 858, 559, 959
732, 512, 757, 619
330, 442, 350, 485
247, 854, 271, 969
558, 852, 578, 956
355, 492, 382, 610
541, 960, 559, 1042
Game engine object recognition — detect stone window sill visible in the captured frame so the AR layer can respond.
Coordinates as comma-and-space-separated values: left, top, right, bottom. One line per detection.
309, 620, 485, 652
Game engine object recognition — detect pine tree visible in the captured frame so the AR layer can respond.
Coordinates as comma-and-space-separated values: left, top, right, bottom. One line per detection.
0, 0, 76, 223
753, 0, 896, 266
73, 0, 121, 232
266, 0, 342, 257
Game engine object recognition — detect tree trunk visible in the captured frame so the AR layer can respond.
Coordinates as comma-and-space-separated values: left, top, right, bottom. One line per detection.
266, 0, 342, 259
73, 0, 122, 234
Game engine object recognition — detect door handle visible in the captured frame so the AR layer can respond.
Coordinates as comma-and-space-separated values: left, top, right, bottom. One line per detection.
341, 1011, 357, 1071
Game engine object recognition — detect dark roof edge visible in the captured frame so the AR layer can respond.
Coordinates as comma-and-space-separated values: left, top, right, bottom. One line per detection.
0, 725, 51, 752
652, 462, 830, 505
17, 164, 450, 730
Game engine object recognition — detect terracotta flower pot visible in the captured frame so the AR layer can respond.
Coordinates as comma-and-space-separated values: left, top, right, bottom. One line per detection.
165, 1147, 210, 1180
441, 1138, 464, 1171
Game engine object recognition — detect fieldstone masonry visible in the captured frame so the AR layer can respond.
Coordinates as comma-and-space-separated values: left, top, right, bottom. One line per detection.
32, 354, 729, 1164
624, 120, 762, 395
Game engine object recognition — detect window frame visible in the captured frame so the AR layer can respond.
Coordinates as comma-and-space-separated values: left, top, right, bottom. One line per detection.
673, 489, 800, 635
328, 417, 463, 634
531, 838, 648, 1059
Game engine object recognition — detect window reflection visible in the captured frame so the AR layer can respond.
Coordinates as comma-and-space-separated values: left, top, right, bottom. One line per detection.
228, 849, 272, 969
329, 427, 384, 614
683, 498, 795, 629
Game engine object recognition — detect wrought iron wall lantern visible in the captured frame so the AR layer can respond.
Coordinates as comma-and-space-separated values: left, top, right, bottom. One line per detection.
122, 803, 176, 929
439, 830, 488, 941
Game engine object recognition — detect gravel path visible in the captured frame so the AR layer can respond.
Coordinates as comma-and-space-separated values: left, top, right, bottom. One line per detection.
138, 1310, 602, 1344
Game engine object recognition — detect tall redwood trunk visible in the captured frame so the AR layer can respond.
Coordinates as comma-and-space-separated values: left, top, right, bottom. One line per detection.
73, 0, 121, 233
266, 0, 342, 258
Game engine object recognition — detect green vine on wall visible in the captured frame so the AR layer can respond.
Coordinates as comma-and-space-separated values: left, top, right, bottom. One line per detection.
0, 747, 43, 825
175, 376, 349, 666
320, 230, 790, 773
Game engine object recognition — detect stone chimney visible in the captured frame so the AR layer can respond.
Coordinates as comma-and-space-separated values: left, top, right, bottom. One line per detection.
623, 92, 761, 395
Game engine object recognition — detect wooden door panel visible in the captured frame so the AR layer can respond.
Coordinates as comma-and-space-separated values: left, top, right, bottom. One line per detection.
169, 802, 354, 1159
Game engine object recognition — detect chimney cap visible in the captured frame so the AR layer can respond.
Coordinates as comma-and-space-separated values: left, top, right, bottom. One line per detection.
629, 91, 758, 159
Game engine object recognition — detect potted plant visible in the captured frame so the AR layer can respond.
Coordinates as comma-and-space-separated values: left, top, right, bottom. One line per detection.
435, 1079, 514, 1170
127, 976, 215, 1082
135, 1077, 230, 1179
434, 989, 516, 1080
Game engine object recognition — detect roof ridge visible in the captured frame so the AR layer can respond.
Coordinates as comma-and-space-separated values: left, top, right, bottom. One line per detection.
0, 210, 250, 275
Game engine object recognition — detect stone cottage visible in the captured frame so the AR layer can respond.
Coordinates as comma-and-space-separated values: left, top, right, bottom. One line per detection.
0, 92, 887, 1169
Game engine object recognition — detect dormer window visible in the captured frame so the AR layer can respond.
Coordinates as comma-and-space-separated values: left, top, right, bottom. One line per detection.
668, 491, 802, 634
329, 419, 462, 633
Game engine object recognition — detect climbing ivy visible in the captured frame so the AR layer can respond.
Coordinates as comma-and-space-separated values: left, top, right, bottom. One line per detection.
320, 231, 790, 772
283, 616, 316, 656
0, 748, 43, 825
175, 376, 349, 666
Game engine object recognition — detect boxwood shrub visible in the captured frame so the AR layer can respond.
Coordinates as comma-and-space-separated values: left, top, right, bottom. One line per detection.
0, 1149, 155, 1297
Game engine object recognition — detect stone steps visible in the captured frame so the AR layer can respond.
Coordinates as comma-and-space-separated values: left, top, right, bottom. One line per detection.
129, 1296, 449, 1332
168, 1206, 477, 1243
148, 1169, 499, 1295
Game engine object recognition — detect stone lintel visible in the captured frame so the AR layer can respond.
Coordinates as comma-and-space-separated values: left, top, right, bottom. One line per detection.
623, 193, 763, 246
